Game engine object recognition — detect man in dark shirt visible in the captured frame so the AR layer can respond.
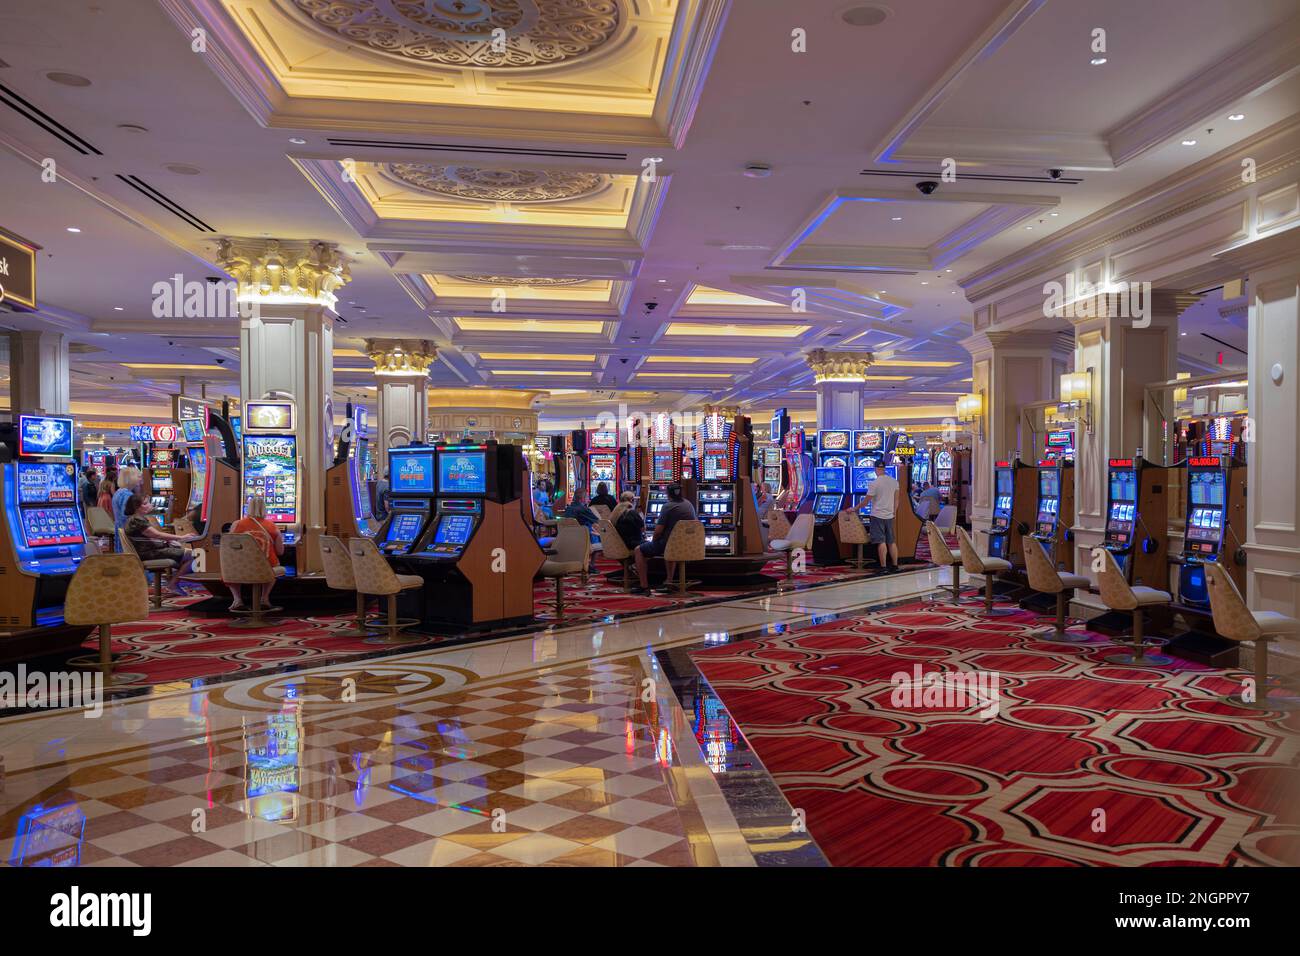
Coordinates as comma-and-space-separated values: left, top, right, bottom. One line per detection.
590, 481, 617, 512
633, 483, 698, 594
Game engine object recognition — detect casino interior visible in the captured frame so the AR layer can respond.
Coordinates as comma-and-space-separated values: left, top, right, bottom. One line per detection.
0, 0, 1298, 873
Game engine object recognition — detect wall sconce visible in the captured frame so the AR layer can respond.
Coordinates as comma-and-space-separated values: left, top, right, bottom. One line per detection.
1058, 368, 1094, 433
955, 391, 985, 441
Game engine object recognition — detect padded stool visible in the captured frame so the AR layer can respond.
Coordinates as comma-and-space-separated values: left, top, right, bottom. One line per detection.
65, 553, 150, 687
1097, 549, 1172, 665
219, 533, 285, 628
1205, 560, 1300, 710
837, 510, 870, 569
924, 520, 974, 605
664, 520, 706, 595
347, 537, 424, 644
1023, 536, 1092, 642
956, 526, 1016, 617
318, 535, 375, 638
769, 514, 814, 581
118, 529, 172, 611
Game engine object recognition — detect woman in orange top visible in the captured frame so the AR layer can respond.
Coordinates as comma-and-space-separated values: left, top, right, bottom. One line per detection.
229, 496, 284, 612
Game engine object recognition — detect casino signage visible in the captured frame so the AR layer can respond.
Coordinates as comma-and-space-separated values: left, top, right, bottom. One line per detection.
0, 229, 38, 310
130, 424, 183, 443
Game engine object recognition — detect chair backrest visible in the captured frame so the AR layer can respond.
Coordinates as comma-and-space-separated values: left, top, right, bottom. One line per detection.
767, 509, 791, 542
924, 520, 959, 566
788, 513, 815, 549
664, 519, 706, 562
1203, 560, 1259, 643
347, 536, 402, 596
592, 504, 612, 521
1096, 548, 1138, 611
117, 527, 140, 559
220, 533, 276, 586
1023, 535, 1064, 594
64, 553, 151, 626
86, 506, 116, 536
610, 501, 631, 523
317, 534, 356, 590
553, 520, 592, 564
595, 519, 632, 561
836, 510, 868, 545
935, 505, 957, 533
955, 526, 988, 574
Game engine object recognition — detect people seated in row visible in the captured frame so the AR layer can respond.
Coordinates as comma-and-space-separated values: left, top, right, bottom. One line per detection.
633, 482, 697, 595
229, 496, 284, 613
123, 495, 198, 596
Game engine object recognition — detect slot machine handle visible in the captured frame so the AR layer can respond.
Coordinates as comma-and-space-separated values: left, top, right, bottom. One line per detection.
1223, 521, 1247, 567
1135, 512, 1160, 555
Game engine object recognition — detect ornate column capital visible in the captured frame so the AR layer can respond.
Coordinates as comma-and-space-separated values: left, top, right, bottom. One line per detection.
805, 349, 874, 382
215, 238, 351, 308
365, 338, 438, 377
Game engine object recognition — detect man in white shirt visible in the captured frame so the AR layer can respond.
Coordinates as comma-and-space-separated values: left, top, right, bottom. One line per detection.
866, 461, 900, 572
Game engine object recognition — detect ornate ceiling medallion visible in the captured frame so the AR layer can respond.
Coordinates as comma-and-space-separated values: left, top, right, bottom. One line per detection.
381, 163, 611, 204
447, 275, 588, 286
282, 0, 623, 70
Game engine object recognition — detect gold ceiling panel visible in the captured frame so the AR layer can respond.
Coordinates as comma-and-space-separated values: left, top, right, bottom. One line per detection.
429, 275, 614, 303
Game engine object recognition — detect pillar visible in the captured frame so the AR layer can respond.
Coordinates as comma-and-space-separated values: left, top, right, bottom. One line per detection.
1216, 227, 1300, 619
805, 349, 869, 430
961, 331, 1071, 546
7, 330, 69, 415
366, 339, 435, 465
216, 238, 350, 542
1066, 291, 1180, 578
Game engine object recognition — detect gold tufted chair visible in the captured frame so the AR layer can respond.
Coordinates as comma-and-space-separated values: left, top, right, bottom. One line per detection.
663, 519, 706, 595
65, 554, 150, 687
766, 509, 791, 543
595, 519, 635, 593
837, 509, 870, 568
117, 528, 172, 611
1023, 536, 1092, 642
219, 533, 286, 628
955, 526, 1016, 617
1097, 548, 1172, 665
769, 513, 815, 581
346, 536, 424, 644
1204, 561, 1299, 710
318, 535, 373, 638
924, 520, 971, 605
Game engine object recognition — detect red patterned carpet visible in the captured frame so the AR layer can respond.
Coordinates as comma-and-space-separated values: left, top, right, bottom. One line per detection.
59, 553, 910, 689
691, 598, 1300, 867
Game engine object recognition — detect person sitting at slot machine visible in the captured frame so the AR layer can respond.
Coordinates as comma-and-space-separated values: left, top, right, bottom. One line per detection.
633, 482, 697, 595
123, 495, 198, 596
532, 482, 554, 521
229, 496, 284, 613
562, 488, 601, 573
611, 490, 636, 522
96, 477, 117, 518
916, 481, 943, 520
590, 482, 617, 512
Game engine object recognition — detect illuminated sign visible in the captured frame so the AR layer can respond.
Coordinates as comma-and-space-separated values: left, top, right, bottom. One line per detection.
0, 230, 37, 310
245, 401, 293, 432
130, 424, 182, 443
1188, 457, 1222, 468
1108, 458, 1134, 467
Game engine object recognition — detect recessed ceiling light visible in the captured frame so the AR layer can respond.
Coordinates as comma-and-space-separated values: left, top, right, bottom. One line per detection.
1181, 139, 1197, 146
657, 279, 667, 283
920, 281, 928, 285
1050, 212, 1059, 217
1228, 113, 1245, 121
945, 268, 952, 272
1090, 57, 1107, 66
1180, 332, 1187, 336
878, 290, 887, 295
289, 137, 307, 145
66, 227, 81, 233
1025, 226, 1033, 230
891, 216, 902, 221
46, 71, 91, 87
840, 4, 891, 27
113, 306, 124, 311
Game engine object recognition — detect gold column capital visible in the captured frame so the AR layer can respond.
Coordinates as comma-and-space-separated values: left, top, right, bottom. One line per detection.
805, 348, 874, 383
365, 338, 438, 377
215, 238, 351, 307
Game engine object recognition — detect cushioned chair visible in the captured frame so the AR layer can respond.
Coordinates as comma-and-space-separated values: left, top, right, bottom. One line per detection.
219, 533, 286, 628
934, 504, 958, 535
924, 520, 971, 605
552, 517, 594, 587
85, 506, 116, 550
64, 553, 150, 687
1204, 561, 1300, 710
318, 535, 373, 638
595, 519, 635, 593
769, 513, 814, 580
117, 528, 172, 611
347, 536, 424, 644
836, 510, 870, 568
539, 520, 589, 622
766, 510, 792, 544
1097, 548, 1172, 665
664, 519, 706, 595
1023, 536, 1092, 642
591, 504, 612, 522
955, 526, 1016, 617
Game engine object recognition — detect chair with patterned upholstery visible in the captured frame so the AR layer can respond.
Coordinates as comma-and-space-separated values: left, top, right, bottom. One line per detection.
65, 553, 150, 687
318, 535, 373, 638
663, 519, 706, 595
769, 513, 814, 581
595, 519, 634, 593
219, 533, 285, 628
1023, 536, 1092, 642
117, 528, 172, 611
1204, 560, 1299, 710
539, 521, 588, 622
766, 509, 791, 543
836, 510, 870, 569
347, 536, 424, 644
924, 520, 972, 605
86, 506, 116, 551
1097, 548, 1172, 665
955, 526, 1015, 617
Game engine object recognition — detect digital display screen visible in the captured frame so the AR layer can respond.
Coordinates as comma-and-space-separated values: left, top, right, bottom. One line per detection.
20, 506, 84, 548
995, 469, 1014, 496
995, 495, 1012, 513
384, 512, 425, 545
1189, 470, 1225, 506
18, 415, 74, 459
763, 447, 782, 466
1109, 469, 1137, 504
814, 494, 842, 517
243, 435, 297, 524
434, 514, 475, 546
1039, 470, 1059, 497
652, 449, 676, 481
245, 402, 293, 431
1047, 430, 1073, 448
589, 431, 618, 449
815, 466, 845, 493
819, 430, 850, 451
851, 467, 874, 493
439, 452, 487, 495
188, 448, 208, 509
350, 453, 371, 521
1186, 507, 1223, 543
589, 453, 617, 484
151, 469, 173, 491
855, 430, 883, 452
391, 450, 435, 495
17, 462, 77, 505
181, 418, 206, 443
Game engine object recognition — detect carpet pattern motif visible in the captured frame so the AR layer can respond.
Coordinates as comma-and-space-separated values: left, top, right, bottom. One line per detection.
690, 599, 1300, 867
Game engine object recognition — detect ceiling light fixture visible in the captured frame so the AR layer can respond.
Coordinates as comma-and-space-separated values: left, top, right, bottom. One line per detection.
1050, 212, 1059, 217
891, 216, 902, 221
1090, 57, 1107, 65
1181, 139, 1197, 146
66, 227, 81, 233
1228, 113, 1245, 121
289, 137, 307, 144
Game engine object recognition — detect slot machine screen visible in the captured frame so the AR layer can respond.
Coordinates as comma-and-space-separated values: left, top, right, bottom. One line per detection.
995, 469, 1013, 496
819, 430, 851, 452
1189, 470, 1225, 506
181, 418, 206, 443
814, 466, 845, 493
589, 454, 617, 484
589, 431, 618, 449
350, 453, 372, 521
187, 448, 208, 509
763, 447, 782, 466
434, 514, 475, 546
391, 449, 435, 494
151, 468, 173, 492
1039, 469, 1059, 499
17, 415, 74, 459
242, 435, 298, 523
438, 452, 487, 495
16, 462, 84, 548
1108, 469, 1137, 505
851, 468, 873, 493
383, 512, 425, 547
701, 441, 731, 481
995, 495, 1013, 513
814, 494, 842, 518
651, 449, 676, 481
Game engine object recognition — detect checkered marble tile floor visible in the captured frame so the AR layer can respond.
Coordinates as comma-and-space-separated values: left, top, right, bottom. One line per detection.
0, 659, 753, 867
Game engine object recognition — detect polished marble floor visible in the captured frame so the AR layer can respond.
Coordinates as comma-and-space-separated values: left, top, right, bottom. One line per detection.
0, 567, 957, 867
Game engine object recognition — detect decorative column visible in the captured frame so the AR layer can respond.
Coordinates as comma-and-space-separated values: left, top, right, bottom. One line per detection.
806, 349, 871, 430
7, 330, 70, 414
961, 331, 1071, 548
216, 238, 349, 546
1215, 228, 1300, 619
366, 339, 435, 465
1066, 291, 1180, 580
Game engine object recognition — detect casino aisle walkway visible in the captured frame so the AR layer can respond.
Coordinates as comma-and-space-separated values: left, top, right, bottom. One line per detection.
0, 567, 956, 867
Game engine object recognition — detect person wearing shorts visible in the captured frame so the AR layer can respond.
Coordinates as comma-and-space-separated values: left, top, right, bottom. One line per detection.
866, 462, 900, 572
634, 483, 697, 593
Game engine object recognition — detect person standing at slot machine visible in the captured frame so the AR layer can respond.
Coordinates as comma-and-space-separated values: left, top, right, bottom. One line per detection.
866, 461, 900, 572
229, 496, 284, 613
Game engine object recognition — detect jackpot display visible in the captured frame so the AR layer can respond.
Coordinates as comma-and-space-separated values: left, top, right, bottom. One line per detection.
18, 415, 73, 459
16, 462, 82, 548
242, 435, 298, 523
700, 440, 733, 481
439, 451, 487, 495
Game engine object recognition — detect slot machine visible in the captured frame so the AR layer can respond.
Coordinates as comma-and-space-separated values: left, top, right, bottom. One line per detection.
175, 417, 208, 521
1100, 456, 1170, 587
144, 446, 178, 517
642, 414, 683, 542
987, 458, 1035, 566
933, 449, 953, 505
910, 446, 931, 495
778, 424, 807, 509
325, 404, 379, 540
1176, 455, 1247, 607
1030, 458, 1074, 571
384, 441, 543, 629
814, 429, 850, 505
83, 449, 115, 480
178, 412, 241, 582
761, 446, 782, 490
241, 399, 301, 558
586, 429, 620, 496
695, 414, 744, 556
0, 415, 91, 647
